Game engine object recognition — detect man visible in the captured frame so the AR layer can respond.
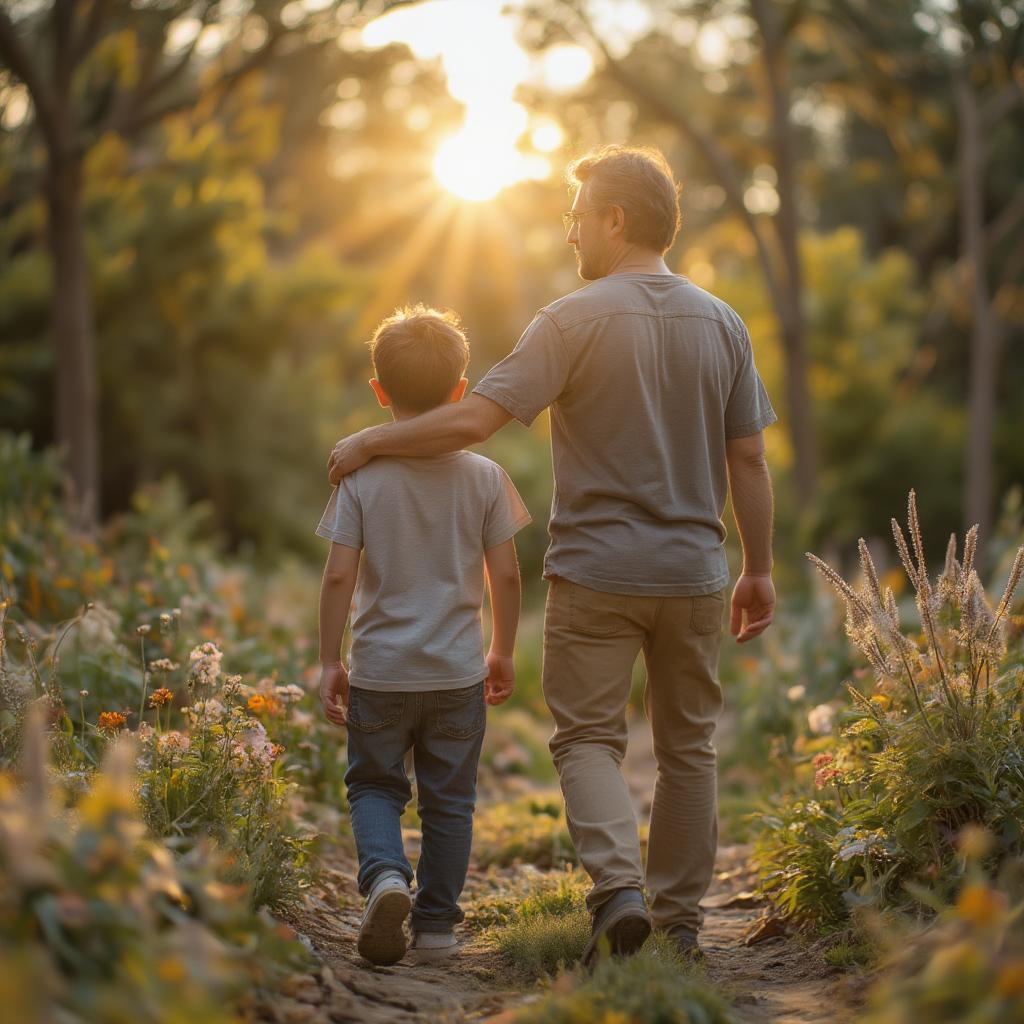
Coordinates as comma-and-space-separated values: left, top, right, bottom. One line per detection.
328, 145, 777, 964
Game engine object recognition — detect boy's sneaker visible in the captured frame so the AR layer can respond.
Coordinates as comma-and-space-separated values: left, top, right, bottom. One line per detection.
581, 887, 651, 969
357, 871, 412, 966
409, 930, 459, 964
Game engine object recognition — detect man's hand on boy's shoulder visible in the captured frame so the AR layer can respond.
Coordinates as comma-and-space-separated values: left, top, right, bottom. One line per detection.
328, 428, 374, 485
319, 662, 350, 726
484, 651, 515, 706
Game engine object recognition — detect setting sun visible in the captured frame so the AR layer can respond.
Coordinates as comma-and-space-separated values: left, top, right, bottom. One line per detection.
361, 0, 591, 202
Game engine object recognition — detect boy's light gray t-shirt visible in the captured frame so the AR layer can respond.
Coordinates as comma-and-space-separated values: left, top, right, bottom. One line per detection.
473, 274, 777, 597
315, 452, 531, 692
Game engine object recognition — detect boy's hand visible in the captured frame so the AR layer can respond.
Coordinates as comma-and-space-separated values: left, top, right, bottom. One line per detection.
484, 651, 515, 706
319, 662, 350, 726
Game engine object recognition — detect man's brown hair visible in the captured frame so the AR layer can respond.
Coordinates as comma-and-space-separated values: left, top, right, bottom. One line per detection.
568, 145, 681, 254
368, 305, 470, 414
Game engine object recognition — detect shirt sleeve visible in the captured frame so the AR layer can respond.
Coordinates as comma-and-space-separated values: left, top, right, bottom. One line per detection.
483, 466, 533, 550
724, 326, 778, 440
472, 311, 572, 427
314, 476, 363, 548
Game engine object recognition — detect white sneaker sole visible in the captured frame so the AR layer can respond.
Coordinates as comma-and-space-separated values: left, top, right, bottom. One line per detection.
357, 888, 412, 966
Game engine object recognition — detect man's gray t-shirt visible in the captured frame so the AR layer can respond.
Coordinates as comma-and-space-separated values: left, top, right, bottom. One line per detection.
473, 274, 776, 597
315, 452, 531, 691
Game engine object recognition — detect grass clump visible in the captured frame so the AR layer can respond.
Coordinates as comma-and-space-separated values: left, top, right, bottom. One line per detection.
486, 872, 589, 980
756, 491, 1024, 925
514, 949, 736, 1024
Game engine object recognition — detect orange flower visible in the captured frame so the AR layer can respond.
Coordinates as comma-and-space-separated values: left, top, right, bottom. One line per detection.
271, 743, 285, 759
995, 959, 1024, 998
98, 711, 127, 732
248, 694, 268, 713
149, 688, 174, 708
956, 884, 1007, 928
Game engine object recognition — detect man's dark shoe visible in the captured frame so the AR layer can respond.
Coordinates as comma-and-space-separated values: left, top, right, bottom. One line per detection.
581, 888, 652, 968
668, 925, 706, 965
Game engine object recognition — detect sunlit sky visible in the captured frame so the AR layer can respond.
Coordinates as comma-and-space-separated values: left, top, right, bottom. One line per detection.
361, 0, 603, 201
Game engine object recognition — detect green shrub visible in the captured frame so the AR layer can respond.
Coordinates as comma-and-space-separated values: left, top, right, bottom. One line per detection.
756, 491, 1024, 925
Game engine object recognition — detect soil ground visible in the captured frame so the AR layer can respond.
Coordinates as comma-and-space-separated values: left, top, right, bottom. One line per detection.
246, 721, 863, 1024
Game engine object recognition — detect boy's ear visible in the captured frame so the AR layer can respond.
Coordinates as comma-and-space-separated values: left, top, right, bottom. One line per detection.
369, 378, 391, 408
449, 377, 468, 403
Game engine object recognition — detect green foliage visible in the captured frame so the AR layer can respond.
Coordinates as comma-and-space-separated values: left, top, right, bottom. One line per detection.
756, 492, 1024, 925
513, 949, 736, 1024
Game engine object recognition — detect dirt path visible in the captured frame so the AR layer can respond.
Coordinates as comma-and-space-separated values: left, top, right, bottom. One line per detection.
245, 720, 861, 1024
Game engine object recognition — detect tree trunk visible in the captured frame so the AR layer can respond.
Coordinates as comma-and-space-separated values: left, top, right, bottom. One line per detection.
46, 149, 100, 527
958, 75, 998, 552
751, 0, 817, 511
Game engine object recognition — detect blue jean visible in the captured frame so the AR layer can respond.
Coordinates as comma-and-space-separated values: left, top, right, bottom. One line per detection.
344, 681, 486, 933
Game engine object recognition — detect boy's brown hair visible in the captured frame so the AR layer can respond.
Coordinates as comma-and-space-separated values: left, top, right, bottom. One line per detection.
368, 305, 470, 414
567, 145, 681, 254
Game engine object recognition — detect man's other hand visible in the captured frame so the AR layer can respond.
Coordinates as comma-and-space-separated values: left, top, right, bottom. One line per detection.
319, 662, 350, 726
730, 573, 775, 643
484, 651, 515, 706
328, 430, 372, 485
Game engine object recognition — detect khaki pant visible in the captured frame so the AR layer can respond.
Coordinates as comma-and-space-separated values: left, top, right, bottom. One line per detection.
542, 577, 726, 935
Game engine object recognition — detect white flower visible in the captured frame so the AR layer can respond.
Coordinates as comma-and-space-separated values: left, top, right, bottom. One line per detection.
188, 642, 223, 687
150, 659, 179, 672
786, 684, 806, 702
273, 684, 306, 704
808, 703, 836, 736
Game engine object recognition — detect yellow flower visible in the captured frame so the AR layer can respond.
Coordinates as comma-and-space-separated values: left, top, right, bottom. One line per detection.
957, 824, 995, 860
956, 884, 1007, 928
870, 694, 891, 709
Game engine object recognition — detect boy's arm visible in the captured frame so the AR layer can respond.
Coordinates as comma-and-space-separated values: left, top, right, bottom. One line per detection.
725, 430, 776, 643
318, 542, 361, 725
328, 395, 512, 484
483, 537, 521, 706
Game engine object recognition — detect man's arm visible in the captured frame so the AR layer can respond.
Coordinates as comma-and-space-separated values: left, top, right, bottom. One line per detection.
725, 431, 775, 643
482, 537, 521, 706
328, 394, 512, 484
318, 542, 360, 725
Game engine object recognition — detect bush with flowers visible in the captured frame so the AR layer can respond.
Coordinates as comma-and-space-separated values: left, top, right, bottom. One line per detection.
0, 711, 309, 1023
755, 491, 1024, 927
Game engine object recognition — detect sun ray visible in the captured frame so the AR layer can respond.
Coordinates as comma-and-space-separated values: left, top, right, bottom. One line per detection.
331, 179, 439, 256
354, 194, 458, 337
476, 202, 525, 315
437, 202, 478, 312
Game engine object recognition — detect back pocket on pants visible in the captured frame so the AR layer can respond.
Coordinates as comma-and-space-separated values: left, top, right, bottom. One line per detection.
434, 683, 485, 739
347, 689, 406, 732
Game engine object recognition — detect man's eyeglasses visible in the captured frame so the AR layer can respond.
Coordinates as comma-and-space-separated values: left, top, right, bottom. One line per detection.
561, 207, 604, 230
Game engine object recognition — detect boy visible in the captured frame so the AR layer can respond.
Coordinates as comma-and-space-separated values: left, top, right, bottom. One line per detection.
316, 305, 531, 967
